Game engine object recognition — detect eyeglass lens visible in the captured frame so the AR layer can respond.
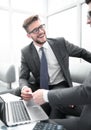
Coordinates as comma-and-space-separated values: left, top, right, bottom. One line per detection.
29, 24, 45, 34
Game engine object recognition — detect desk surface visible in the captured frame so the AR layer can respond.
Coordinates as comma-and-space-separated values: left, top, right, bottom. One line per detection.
0, 120, 37, 130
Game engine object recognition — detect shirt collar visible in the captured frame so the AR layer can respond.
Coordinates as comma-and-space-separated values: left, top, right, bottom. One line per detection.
33, 41, 49, 52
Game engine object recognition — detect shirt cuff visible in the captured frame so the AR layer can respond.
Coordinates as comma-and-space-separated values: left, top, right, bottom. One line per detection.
43, 90, 49, 102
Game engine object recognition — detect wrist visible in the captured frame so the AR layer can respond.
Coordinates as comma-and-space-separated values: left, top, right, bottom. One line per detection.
43, 90, 49, 102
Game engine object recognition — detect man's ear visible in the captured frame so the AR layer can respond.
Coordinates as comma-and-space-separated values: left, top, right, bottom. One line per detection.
27, 33, 31, 38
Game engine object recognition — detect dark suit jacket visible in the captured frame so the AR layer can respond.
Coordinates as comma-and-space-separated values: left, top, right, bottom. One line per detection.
48, 72, 91, 130
19, 37, 91, 91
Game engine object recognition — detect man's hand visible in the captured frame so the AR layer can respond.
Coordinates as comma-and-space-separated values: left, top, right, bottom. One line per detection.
32, 89, 46, 105
21, 86, 33, 101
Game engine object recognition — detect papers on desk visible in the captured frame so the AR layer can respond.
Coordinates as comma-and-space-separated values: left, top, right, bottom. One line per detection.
0, 93, 21, 102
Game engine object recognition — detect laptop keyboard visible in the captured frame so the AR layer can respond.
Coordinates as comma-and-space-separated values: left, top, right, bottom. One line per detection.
33, 122, 65, 130
10, 100, 31, 123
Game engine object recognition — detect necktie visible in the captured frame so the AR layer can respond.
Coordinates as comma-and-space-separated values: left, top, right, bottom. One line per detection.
40, 47, 49, 89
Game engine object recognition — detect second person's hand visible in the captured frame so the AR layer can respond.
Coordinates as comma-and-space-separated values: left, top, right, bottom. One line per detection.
32, 89, 46, 105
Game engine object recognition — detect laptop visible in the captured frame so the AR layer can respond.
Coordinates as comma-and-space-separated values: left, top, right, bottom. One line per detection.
0, 93, 49, 127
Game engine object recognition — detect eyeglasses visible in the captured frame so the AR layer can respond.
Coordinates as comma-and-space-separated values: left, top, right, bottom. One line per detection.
28, 24, 45, 34
87, 11, 91, 20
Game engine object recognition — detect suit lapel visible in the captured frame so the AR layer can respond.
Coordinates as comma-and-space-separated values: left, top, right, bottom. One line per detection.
47, 39, 64, 68
30, 43, 40, 76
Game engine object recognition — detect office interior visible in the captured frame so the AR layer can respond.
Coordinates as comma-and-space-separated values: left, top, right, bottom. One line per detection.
0, 0, 91, 90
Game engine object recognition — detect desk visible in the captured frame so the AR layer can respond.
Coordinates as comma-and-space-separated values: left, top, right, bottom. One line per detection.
0, 120, 37, 130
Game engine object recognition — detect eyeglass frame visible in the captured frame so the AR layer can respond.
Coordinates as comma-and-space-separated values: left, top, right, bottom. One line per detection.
87, 11, 91, 20
28, 24, 45, 34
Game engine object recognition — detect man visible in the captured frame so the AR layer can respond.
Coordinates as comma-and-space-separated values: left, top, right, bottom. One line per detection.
32, 0, 91, 129
19, 10, 91, 118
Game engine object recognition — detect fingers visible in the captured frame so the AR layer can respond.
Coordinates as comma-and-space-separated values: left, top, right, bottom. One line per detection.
21, 87, 46, 105
32, 89, 45, 105
21, 87, 33, 101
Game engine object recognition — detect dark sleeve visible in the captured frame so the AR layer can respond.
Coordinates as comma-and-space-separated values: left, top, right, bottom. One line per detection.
48, 72, 91, 107
19, 51, 30, 88
64, 39, 91, 63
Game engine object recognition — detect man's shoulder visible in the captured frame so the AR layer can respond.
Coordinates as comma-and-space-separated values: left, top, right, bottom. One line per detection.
48, 37, 65, 42
21, 42, 33, 52
47, 37, 66, 46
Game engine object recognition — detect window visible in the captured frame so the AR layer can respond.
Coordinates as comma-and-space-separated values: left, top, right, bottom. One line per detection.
48, 0, 77, 14
47, 7, 78, 44
47, 0, 88, 64
0, 10, 10, 62
0, 0, 9, 7
82, 3, 91, 52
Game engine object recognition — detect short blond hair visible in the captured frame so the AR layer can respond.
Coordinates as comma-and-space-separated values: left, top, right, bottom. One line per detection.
23, 15, 40, 32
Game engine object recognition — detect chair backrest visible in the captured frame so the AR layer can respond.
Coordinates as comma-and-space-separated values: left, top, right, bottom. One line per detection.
0, 64, 16, 89
70, 62, 91, 84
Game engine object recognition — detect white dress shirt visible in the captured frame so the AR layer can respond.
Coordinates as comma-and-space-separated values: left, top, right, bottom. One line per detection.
34, 41, 65, 85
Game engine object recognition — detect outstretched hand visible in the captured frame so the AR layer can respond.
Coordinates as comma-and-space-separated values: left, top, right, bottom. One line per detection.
32, 89, 46, 105
21, 86, 33, 101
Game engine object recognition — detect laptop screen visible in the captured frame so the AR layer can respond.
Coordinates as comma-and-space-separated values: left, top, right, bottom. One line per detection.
0, 96, 31, 126
0, 97, 6, 123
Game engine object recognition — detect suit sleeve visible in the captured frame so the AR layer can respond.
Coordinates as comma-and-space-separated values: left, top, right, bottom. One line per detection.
19, 51, 30, 88
64, 39, 91, 63
48, 72, 91, 107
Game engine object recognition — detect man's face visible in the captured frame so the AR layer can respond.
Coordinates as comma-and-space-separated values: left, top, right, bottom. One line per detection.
87, 2, 91, 26
27, 20, 47, 45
